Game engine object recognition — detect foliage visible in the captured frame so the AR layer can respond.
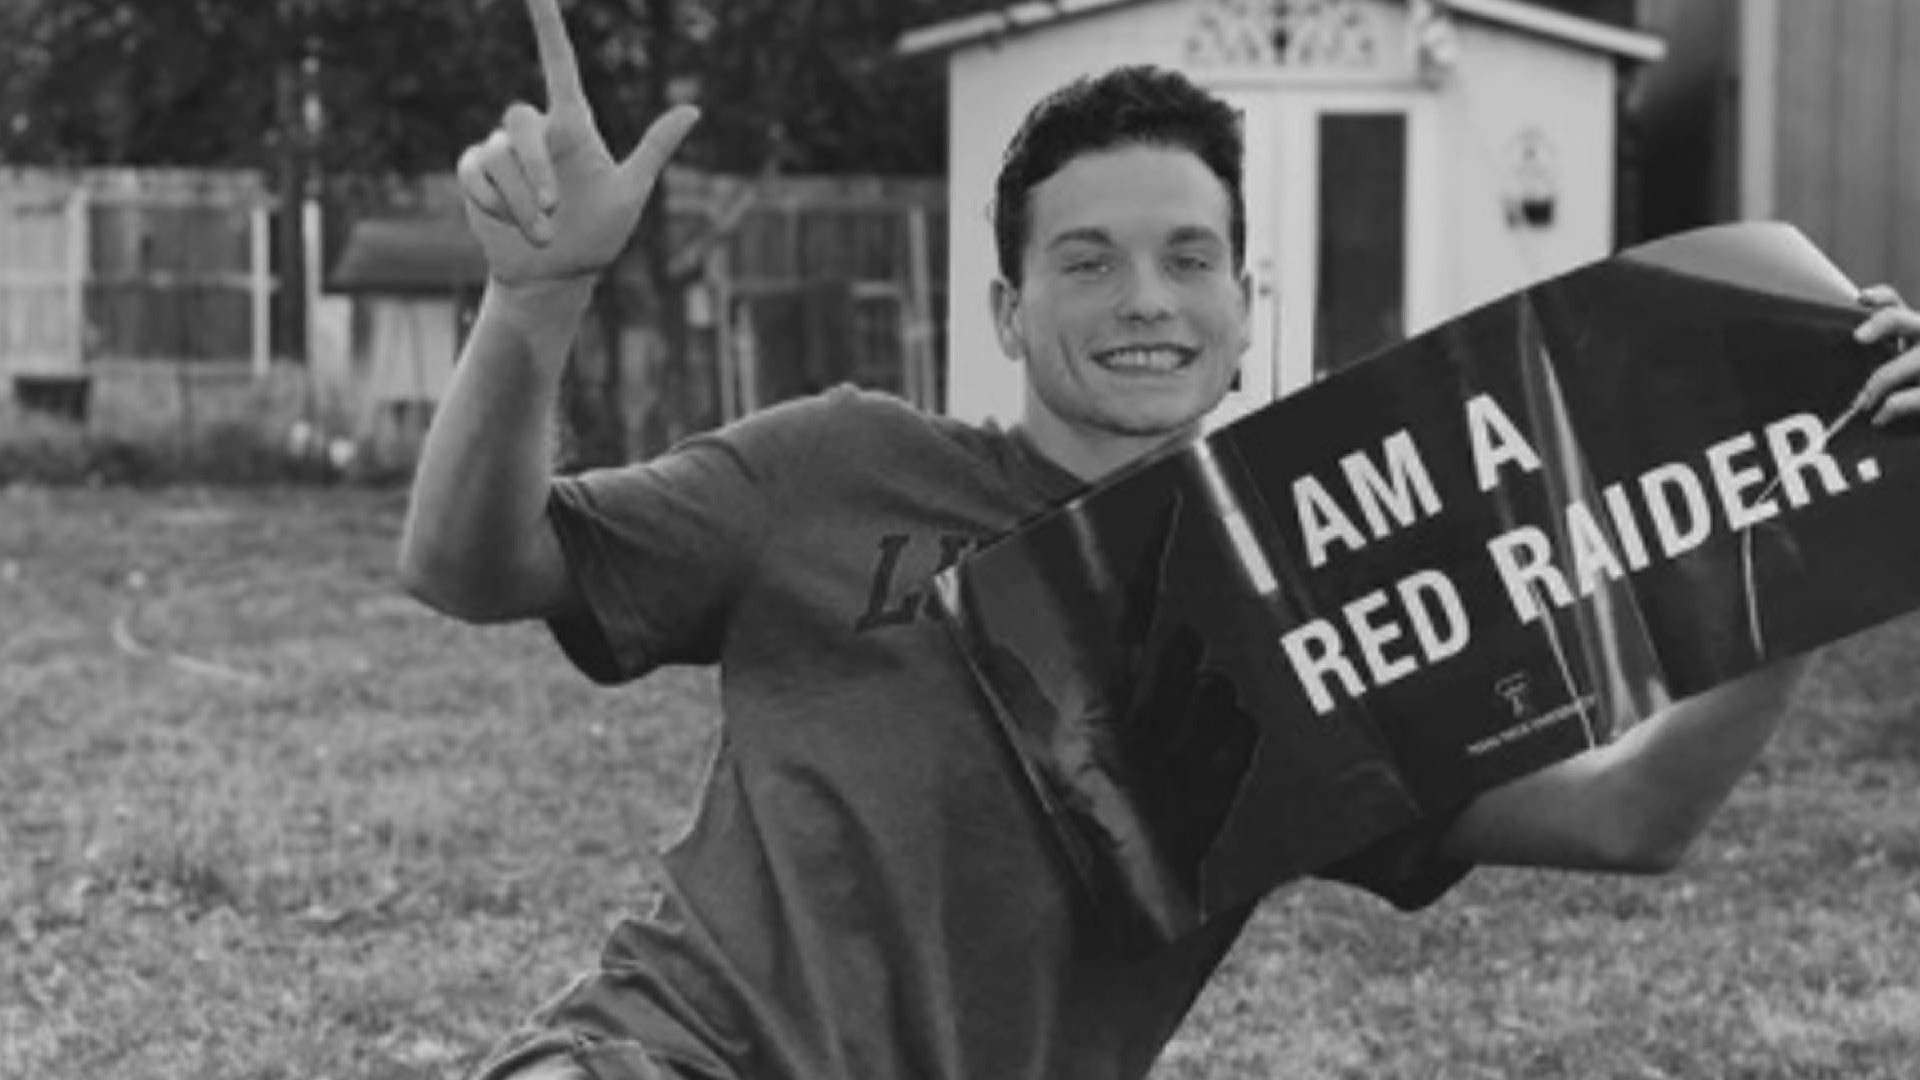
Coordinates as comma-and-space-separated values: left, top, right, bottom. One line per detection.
0, 0, 1002, 176
0, 0, 278, 167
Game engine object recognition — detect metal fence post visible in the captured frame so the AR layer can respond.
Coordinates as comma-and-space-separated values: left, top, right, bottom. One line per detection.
251, 198, 272, 378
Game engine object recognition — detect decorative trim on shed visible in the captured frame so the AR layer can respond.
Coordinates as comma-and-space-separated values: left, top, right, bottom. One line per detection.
1185, 0, 1386, 69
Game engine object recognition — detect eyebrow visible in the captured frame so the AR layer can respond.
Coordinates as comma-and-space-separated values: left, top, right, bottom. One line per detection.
1045, 227, 1116, 252
1167, 226, 1229, 249
1044, 225, 1228, 251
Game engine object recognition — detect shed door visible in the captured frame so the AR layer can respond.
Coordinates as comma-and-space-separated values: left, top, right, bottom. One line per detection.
1210, 90, 1436, 429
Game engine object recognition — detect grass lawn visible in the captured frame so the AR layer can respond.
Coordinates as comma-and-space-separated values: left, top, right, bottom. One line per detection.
3, 485, 1918, 1079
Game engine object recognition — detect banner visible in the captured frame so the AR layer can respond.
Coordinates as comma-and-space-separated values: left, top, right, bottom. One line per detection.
935, 224, 1920, 949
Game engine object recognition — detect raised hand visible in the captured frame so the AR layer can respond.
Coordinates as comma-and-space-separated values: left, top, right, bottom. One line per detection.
455, 0, 699, 287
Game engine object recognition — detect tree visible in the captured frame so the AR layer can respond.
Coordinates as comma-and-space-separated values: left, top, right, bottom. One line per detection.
0, 0, 1000, 458
0, 0, 527, 171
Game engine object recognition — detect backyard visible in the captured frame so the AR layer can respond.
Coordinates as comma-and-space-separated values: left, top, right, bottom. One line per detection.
2, 484, 1918, 1079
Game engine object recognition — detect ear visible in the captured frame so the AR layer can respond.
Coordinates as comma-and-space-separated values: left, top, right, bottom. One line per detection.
1234, 270, 1254, 356
990, 278, 1026, 362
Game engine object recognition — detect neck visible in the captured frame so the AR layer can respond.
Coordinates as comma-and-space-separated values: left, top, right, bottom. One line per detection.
1015, 407, 1195, 483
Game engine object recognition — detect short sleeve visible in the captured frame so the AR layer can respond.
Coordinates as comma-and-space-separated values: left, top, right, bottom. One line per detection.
544, 401, 820, 683
1314, 808, 1472, 911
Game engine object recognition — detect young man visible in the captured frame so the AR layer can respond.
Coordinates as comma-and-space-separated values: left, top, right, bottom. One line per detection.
402, 3, 1920, 1078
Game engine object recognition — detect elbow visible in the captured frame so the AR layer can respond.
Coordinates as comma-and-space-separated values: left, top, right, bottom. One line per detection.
397, 505, 566, 625
396, 541, 463, 620
1591, 803, 1699, 875
1600, 831, 1691, 876
396, 534, 502, 624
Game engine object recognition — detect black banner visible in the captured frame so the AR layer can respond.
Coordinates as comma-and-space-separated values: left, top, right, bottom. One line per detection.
935, 224, 1920, 949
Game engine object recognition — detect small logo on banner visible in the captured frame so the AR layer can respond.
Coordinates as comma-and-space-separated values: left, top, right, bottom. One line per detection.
1494, 672, 1532, 720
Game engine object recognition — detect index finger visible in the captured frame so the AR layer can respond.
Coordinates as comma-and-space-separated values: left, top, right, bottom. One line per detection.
527, 0, 587, 111
1854, 303, 1919, 347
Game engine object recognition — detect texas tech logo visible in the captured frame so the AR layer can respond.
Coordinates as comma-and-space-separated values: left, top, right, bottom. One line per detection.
1494, 672, 1532, 720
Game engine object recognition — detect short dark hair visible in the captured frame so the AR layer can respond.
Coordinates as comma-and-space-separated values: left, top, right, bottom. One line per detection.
992, 65, 1245, 286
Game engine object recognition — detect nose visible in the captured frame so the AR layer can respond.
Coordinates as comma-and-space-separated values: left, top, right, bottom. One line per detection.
1117, 262, 1176, 323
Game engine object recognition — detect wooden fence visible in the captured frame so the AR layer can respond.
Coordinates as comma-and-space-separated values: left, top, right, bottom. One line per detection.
685, 172, 948, 420
0, 168, 273, 387
1, 166, 949, 466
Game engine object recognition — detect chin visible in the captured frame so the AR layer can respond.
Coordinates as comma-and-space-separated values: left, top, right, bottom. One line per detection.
1100, 404, 1210, 439
1119, 388, 1225, 433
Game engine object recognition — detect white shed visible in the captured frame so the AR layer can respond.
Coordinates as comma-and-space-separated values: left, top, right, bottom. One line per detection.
901, 0, 1663, 429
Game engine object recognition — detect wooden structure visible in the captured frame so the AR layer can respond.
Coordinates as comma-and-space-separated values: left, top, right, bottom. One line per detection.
1632, 0, 1920, 290
310, 169, 946, 467
0, 168, 274, 420
695, 172, 947, 421
0, 161, 941, 466
901, 0, 1663, 429
323, 216, 487, 468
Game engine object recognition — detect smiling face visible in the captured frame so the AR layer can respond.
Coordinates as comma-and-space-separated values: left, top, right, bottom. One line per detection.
993, 143, 1251, 479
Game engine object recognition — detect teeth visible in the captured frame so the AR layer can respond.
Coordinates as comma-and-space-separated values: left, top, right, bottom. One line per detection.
1098, 347, 1187, 373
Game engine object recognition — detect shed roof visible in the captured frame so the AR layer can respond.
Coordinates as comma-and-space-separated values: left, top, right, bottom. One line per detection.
900, 0, 1664, 62
330, 217, 488, 294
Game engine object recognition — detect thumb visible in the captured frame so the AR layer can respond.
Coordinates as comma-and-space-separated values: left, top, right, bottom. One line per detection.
619, 105, 701, 196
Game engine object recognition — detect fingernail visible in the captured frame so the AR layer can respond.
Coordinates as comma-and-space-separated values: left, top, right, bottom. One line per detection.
532, 218, 553, 244
538, 187, 556, 210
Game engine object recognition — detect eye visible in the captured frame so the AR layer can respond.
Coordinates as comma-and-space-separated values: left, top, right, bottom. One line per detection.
1170, 251, 1216, 275
1064, 255, 1113, 278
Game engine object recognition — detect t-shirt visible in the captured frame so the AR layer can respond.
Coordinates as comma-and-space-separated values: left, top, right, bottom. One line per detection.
475, 386, 1467, 1080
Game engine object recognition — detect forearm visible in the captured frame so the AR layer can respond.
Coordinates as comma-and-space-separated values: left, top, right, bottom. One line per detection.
1587, 657, 1808, 866
1442, 657, 1808, 872
399, 278, 593, 619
